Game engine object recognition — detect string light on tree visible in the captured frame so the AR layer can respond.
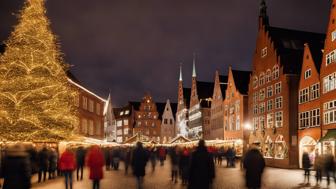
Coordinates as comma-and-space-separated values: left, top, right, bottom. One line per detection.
0, 0, 78, 142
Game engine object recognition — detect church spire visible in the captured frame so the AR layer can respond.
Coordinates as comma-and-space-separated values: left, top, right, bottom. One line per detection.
259, 0, 269, 27
192, 53, 196, 78
179, 63, 183, 81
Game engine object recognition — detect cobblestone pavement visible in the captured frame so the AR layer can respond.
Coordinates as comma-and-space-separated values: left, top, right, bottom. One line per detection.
29, 160, 336, 189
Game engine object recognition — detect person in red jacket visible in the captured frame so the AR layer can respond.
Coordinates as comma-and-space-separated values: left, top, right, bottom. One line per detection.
86, 145, 105, 189
59, 148, 76, 189
158, 147, 166, 166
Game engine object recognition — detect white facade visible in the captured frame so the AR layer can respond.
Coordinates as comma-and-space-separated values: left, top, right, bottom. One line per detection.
104, 94, 116, 142
161, 99, 176, 143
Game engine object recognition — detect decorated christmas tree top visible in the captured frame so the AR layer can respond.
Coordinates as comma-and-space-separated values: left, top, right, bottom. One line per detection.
0, 0, 78, 142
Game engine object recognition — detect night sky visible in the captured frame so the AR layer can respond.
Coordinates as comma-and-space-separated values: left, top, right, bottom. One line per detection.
0, 0, 331, 107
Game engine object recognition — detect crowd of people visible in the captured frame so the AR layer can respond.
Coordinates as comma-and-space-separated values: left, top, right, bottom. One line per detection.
0, 140, 287, 189
302, 149, 336, 187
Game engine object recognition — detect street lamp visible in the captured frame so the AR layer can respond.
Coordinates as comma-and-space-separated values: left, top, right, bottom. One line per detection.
244, 122, 252, 130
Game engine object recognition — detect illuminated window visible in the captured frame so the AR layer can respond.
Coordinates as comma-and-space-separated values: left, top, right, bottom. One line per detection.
96, 103, 101, 115
332, 30, 336, 41
82, 96, 87, 110
259, 73, 265, 86
326, 50, 336, 65
261, 47, 267, 58
88, 120, 94, 135
304, 69, 312, 79
88, 99, 94, 112
253, 76, 258, 88
266, 69, 271, 83
272, 65, 279, 79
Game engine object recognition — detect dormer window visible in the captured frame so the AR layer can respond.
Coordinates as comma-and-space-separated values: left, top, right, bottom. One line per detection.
261, 47, 267, 58
304, 69, 312, 79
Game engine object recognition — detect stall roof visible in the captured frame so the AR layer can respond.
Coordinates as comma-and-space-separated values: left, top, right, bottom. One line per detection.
319, 129, 336, 142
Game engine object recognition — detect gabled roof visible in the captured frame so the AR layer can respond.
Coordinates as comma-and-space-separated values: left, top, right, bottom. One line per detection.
307, 42, 324, 73
197, 81, 214, 108
266, 26, 325, 74
231, 70, 251, 95
219, 75, 228, 98
66, 71, 81, 84
113, 104, 133, 119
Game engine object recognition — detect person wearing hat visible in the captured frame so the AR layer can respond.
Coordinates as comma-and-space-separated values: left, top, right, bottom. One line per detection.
2, 143, 31, 189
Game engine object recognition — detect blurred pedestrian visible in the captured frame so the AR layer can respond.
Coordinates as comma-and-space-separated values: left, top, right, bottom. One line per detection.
314, 151, 322, 186
158, 146, 166, 166
302, 151, 311, 184
243, 147, 265, 189
76, 146, 86, 181
124, 147, 132, 175
2, 143, 31, 189
37, 146, 49, 183
86, 146, 105, 189
188, 140, 215, 189
324, 152, 336, 186
48, 148, 58, 179
104, 147, 111, 171
170, 146, 179, 183
132, 142, 148, 189
59, 148, 76, 189
180, 147, 190, 185
112, 147, 121, 170
149, 147, 157, 173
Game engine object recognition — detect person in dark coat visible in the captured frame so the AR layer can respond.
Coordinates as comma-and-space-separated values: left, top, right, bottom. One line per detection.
170, 146, 179, 183
180, 147, 190, 185
2, 144, 31, 189
132, 142, 148, 189
302, 151, 311, 184
86, 146, 105, 189
243, 147, 265, 189
104, 147, 111, 171
76, 146, 86, 180
124, 147, 132, 175
188, 140, 215, 189
48, 148, 58, 179
323, 152, 336, 186
37, 146, 49, 183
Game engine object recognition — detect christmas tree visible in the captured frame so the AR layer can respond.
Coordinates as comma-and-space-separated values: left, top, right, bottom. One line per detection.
0, 0, 78, 141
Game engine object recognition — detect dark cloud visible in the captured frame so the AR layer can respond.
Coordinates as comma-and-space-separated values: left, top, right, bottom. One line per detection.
0, 0, 330, 106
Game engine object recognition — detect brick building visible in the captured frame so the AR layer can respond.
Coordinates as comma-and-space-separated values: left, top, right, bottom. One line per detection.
210, 71, 228, 140
319, 0, 336, 155
247, 0, 325, 168
113, 103, 136, 143
133, 94, 162, 142
223, 67, 251, 156
68, 78, 106, 139
297, 43, 324, 167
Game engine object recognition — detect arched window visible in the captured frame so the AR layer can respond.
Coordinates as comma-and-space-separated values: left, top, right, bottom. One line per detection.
253, 76, 258, 88
259, 72, 265, 86
273, 65, 279, 79
266, 69, 272, 83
